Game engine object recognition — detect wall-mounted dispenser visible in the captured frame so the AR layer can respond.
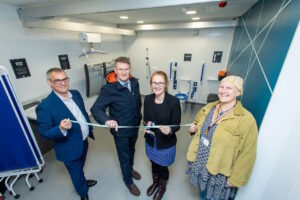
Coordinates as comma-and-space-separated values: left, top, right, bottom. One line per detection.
79, 33, 107, 58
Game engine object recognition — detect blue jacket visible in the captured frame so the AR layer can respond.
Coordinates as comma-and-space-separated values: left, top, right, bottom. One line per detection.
36, 90, 94, 162
91, 72, 142, 137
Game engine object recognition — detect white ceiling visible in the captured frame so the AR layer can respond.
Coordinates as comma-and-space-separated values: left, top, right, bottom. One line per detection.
77, 1, 255, 25
1, 0, 257, 25
1, 0, 258, 34
0, 0, 75, 7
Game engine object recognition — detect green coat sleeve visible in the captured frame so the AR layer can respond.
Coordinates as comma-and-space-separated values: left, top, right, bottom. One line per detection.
228, 119, 258, 187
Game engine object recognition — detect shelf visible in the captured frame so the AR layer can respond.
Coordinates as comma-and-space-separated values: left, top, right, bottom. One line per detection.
206, 77, 219, 81
178, 77, 191, 82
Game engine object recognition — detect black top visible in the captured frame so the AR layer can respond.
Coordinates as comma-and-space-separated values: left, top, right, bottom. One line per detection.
91, 77, 142, 137
143, 92, 181, 149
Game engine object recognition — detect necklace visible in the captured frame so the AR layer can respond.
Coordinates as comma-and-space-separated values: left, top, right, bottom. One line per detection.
217, 104, 236, 118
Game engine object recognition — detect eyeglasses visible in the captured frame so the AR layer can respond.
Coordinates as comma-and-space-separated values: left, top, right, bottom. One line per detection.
151, 82, 165, 87
50, 77, 70, 84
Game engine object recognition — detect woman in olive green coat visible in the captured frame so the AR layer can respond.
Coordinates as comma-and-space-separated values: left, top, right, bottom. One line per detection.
186, 76, 258, 200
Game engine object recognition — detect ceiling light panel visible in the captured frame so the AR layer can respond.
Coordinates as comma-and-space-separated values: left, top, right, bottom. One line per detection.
186, 10, 197, 15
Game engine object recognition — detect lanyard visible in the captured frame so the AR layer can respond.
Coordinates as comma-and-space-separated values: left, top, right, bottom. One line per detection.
205, 104, 234, 135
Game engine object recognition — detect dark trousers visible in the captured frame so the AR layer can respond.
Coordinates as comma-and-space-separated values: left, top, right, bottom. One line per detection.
151, 160, 169, 180
64, 140, 88, 197
0, 178, 6, 194
113, 134, 138, 185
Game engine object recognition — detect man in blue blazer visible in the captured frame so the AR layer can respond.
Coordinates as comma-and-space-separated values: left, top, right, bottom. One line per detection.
36, 68, 96, 200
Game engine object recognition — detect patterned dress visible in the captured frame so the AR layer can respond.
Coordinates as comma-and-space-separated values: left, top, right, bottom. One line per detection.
186, 107, 236, 200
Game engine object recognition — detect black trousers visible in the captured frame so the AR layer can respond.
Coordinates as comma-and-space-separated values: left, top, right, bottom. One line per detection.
0, 178, 6, 194
151, 160, 169, 180
113, 134, 138, 185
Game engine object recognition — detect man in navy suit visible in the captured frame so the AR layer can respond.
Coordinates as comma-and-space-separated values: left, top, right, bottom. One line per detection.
36, 68, 96, 200
91, 57, 142, 196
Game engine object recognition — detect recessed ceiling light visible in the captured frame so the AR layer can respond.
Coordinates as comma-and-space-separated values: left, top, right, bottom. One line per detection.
137, 21, 144, 24
120, 16, 128, 19
186, 10, 197, 15
60, 18, 69, 21
192, 17, 200, 21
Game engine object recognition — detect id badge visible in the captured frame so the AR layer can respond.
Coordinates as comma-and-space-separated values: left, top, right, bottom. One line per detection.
202, 137, 210, 147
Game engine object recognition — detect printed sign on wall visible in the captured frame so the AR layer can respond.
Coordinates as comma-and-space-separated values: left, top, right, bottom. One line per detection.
9, 58, 31, 79
58, 54, 70, 70
184, 53, 192, 62
212, 51, 223, 63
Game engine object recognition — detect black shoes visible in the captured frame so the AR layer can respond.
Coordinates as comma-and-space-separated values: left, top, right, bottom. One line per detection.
87, 180, 97, 188
80, 194, 89, 200
78, 180, 96, 200
79, 180, 96, 200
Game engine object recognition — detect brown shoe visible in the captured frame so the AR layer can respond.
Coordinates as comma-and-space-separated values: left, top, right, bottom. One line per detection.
126, 183, 141, 196
147, 173, 159, 196
153, 178, 167, 200
132, 169, 141, 180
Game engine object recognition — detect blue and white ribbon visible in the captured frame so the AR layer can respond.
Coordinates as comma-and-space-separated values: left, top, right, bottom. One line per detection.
70, 120, 192, 129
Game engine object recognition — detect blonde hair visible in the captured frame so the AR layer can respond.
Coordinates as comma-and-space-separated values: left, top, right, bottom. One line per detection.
220, 75, 244, 95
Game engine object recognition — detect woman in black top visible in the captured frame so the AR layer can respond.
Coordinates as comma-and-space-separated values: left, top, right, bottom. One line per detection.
144, 71, 181, 200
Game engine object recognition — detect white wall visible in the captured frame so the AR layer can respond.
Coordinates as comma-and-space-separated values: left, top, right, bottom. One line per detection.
0, 3, 235, 105
124, 28, 234, 104
236, 21, 300, 200
0, 3, 125, 105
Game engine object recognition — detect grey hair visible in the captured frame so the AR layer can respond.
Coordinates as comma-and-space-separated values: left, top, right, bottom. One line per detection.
46, 68, 66, 80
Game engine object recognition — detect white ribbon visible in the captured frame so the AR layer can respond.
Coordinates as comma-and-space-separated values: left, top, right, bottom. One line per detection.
70, 120, 192, 129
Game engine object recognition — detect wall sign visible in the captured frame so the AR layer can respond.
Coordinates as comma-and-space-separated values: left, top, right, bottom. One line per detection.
9, 58, 31, 79
184, 53, 192, 62
212, 51, 223, 63
58, 54, 70, 70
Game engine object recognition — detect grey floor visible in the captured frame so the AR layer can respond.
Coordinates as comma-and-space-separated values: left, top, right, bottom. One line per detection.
5, 103, 202, 200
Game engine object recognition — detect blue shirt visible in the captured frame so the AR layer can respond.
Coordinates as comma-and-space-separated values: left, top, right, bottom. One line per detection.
117, 77, 131, 92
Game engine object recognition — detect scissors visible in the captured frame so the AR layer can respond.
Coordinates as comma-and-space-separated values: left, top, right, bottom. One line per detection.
141, 122, 155, 136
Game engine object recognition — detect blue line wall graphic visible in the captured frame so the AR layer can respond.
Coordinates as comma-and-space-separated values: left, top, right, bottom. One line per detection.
228, 0, 300, 127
